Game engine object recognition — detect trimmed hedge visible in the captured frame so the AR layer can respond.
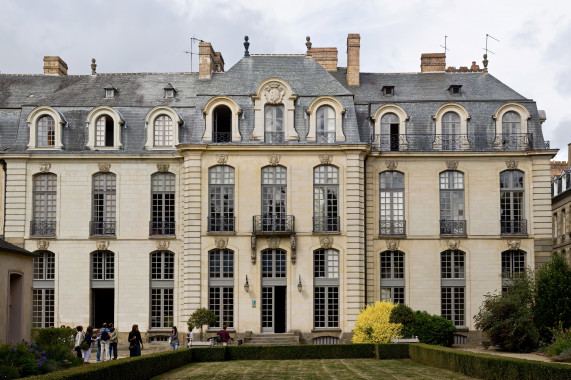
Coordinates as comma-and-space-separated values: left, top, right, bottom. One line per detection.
31, 328, 76, 347
409, 344, 571, 380
225, 344, 378, 361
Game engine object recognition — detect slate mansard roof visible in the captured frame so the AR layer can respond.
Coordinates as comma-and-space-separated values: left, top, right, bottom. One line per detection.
0, 54, 547, 153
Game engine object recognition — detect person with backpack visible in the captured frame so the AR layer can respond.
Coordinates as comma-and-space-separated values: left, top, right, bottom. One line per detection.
99, 323, 111, 361
216, 324, 232, 346
108, 323, 118, 360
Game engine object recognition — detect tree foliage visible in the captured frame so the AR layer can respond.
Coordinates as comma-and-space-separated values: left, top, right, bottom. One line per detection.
408, 311, 456, 347
352, 301, 402, 344
188, 308, 217, 341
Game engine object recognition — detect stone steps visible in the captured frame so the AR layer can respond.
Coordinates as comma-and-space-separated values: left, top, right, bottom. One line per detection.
246, 333, 300, 346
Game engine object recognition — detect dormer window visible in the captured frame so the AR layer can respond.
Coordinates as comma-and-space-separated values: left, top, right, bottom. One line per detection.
104, 87, 117, 98
448, 85, 462, 95
382, 86, 395, 96
164, 84, 176, 98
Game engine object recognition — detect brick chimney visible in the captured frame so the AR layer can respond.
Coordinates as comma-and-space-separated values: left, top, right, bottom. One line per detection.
311, 47, 338, 71
346, 34, 360, 86
43, 56, 68, 76
420, 53, 446, 72
199, 42, 224, 80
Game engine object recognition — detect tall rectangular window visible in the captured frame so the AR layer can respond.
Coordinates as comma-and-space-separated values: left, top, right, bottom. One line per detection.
32, 252, 55, 328
150, 173, 176, 236
92, 251, 114, 281
208, 166, 235, 232
314, 249, 339, 328
380, 171, 405, 235
209, 249, 234, 328
91, 173, 116, 236
440, 171, 465, 235
500, 170, 525, 234
37, 115, 55, 147
31, 173, 57, 236
264, 105, 284, 143
380, 251, 405, 304
154, 115, 174, 146
260, 166, 288, 232
150, 251, 175, 328
441, 250, 465, 326
313, 165, 339, 232
501, 250, 525, 292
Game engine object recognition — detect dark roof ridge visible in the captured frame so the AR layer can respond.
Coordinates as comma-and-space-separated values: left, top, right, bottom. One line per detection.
0, 72, 197, 77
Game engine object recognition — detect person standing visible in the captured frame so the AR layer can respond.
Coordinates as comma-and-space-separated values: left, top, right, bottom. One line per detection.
74, 326, 84, 358
82, 326, 94, 365
216, 324, 232, 346
108, 323, 118, 360
99, 323, 111, 361
186, 326, 194, 348
95, 328, 102, 362
128, 324, 143, 357
169, 326, 179, 350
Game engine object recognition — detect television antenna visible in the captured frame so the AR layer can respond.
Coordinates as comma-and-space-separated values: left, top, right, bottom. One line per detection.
440, 35, 450, 54
183, 36, 203, 72
483, 33, 500, 55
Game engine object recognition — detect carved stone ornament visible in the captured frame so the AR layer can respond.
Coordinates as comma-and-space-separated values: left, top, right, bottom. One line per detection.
36, 240, 49, 250
386, 240, 399, 251
267, 237, 280, 249
98, 163, 111, 173
291, 249, 297, 264
447, 240, 460, 250
507, 239, 521, 250
217, 154, 228, 165
251, 234, 256, 250
215, 237, 228, 249
320, 236, 334, 249
320, 155, 333, 165
290, 234, 297, 251
446, 161, 458, 171
263, 83, 286, 105
39, 163, 51, 173
505, 160, 519, 170
156, 162, 170, 173
268, 155, 281, 166
96, 240, 109, 251
385, 160, 398, 171
156, 240, 169, 250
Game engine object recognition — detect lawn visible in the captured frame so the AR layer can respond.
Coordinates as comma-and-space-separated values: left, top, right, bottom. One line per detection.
152, 358, 478, 379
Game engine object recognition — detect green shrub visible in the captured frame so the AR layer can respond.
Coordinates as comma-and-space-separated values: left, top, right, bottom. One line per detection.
187, 308, 217, 342
352, 301, 402, 343
0, 340, 79, 378
408, 311, 455, 347
546, 325, 571, 361
389, 304, 416, 338
535, 253, 571, 342
474, 271, 539, 352
32, 328, 75, 348
225, 344, 377, 361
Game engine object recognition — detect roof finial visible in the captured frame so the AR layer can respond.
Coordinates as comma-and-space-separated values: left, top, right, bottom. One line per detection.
482, 53, 488, 73
91, 58, 97, 75
305, 36, 312, 55
244, 36, 250, 57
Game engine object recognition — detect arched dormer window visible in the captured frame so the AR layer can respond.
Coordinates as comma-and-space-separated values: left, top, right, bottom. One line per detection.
306, 97, 346, 143
26, 106, 65, 150
371, 104, 409, 151
432, 103, 470, 151
202, 97, 242, 143
251, 78, 298, 143
86, 106, 124, 150
493, 103, 531, 151
144, 106, 182, 149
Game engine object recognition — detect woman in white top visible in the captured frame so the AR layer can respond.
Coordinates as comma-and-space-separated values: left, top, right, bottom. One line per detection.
74, 326, 84, 358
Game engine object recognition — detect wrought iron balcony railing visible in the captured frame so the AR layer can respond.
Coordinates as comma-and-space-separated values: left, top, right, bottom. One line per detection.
212, 132, 232, 143
500, 219, 527, 235
313, 216, 340, 233
440, 220, 466, 236
149, 221, 176, 236
30, 220, 56, 237
371, 133, 534, 152
90, 221, 116, 236
379, 220, 406, 236
264, 132, 285, 144
253, 215, 295, 234
316, 132, 336, 144
207, 217, 235, 233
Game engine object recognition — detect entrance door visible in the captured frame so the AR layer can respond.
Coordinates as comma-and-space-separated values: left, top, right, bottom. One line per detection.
8, 273, 23, 343
261, 249, 287, 333
92, 289, 114, 328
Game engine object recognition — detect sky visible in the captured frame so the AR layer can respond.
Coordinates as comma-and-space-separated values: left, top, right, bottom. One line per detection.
1, 0, 570, 161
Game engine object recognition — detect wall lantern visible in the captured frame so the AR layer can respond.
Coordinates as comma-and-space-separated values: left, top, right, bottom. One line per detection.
297, 275, 303, 293
244, 275, 250, 293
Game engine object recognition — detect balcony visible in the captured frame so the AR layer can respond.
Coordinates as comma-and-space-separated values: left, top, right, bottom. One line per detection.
149, 221, 176, 236
207, 217, 235, 233
379, 220, 406, 236
440, 220, 466, 236
313, 216, 340, 233
30, 220, 56, 237
90, 221, 116, 237
371, 133, 534, 152
253, 215, 295, 235
316, 132, 336, 144
264, 132, 285, 144
500, 219, 527, 236
212, 132, 232, 143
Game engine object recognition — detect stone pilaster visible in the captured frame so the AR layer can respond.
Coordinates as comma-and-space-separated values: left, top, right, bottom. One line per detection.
4, 159, 28, 246
532, 155, 554, 268
365, 157, 376, 304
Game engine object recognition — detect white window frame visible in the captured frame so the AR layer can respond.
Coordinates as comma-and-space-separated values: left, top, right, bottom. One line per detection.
432, 103, 470, 150
150, 251, 175, 329
32, 251, 56, 328
86, 106, 124, 150
306, 96, 345, 142
441, 250, 466, 327
144, 106, 182, 149
492, 103, 531, 148
26, 106, 65, 150
314, 248, 340, 329
202, 96, 242, 143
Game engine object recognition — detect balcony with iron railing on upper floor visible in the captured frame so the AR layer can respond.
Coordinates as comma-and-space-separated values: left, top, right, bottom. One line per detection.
149, 221, 176, 236
253, 215, 295, 235
316, 132, 337, 144
500, 220, 527, 236
371, 133, 536, 152
379, 220, 406, 237
264, 132, 285, 144
313, 216, 340, 233
212, 132, 232, 143
207, 217, 235, 233
90, 221, 116, 237
30, 220, 56, 237
440, 220, 467, 236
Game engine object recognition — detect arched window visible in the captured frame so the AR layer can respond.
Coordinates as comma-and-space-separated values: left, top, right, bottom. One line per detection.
380, 171, 405, 235
502, 111, 521, 135
501, 250, 525, 292
95, 115, 115, 147
439, 171, 465, 235
258, 166, 289, 233
209, 249, 234, 328
37, 115, 55, 147
500, 170, 525, 235
150, 251, 174, 328
31, 173, 57, 237
441, 250, 465, 326
150, 173, 175, 236
264, 105, 284, 143
213, 105, 232, 143
314, 249, 339, 328
380, 113, 400, 151
380, 250, 404, 304
441, 112, 461, 151
154, 115, 173, 146
208, 166, 235, 232
91, 173, 116, 236
32, 251, 55, 328
313, 165, 339, 232
316, 105, 336, 143
86, 107, 123, 150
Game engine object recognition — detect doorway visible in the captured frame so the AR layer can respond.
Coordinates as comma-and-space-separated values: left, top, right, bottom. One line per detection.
390, 124, 399, 151
261, 249, 287, 333
91, 289, 114, 328
8, 273, 23, 343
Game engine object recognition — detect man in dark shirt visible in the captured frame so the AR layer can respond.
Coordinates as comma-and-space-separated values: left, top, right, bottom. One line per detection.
217, 324, 232, 346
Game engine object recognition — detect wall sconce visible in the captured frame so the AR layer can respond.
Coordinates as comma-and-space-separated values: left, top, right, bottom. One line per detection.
297, 275, 303, 293
244, 275, 250, 293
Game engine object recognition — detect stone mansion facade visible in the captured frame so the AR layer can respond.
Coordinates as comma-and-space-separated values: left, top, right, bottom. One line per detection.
0, 34, 555, 343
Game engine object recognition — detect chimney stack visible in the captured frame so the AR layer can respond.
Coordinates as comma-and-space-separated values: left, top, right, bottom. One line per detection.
43, 56, 68, 76
346, 34, 360, 86
311, 47, 338, 71
420, 53, 446, 72
199, 42, 224, 80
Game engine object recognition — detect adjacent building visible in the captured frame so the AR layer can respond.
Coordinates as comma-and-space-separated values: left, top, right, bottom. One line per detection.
0, 34, 556, 344
551, 144, 571, 262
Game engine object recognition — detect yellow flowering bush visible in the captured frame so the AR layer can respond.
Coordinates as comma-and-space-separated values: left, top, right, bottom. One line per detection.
352, 301, 402, 343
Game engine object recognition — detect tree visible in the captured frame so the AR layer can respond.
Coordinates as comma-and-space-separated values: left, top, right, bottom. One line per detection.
187, 308, 217, 341
535, 253, 571, 342
352, 301, 402, 344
